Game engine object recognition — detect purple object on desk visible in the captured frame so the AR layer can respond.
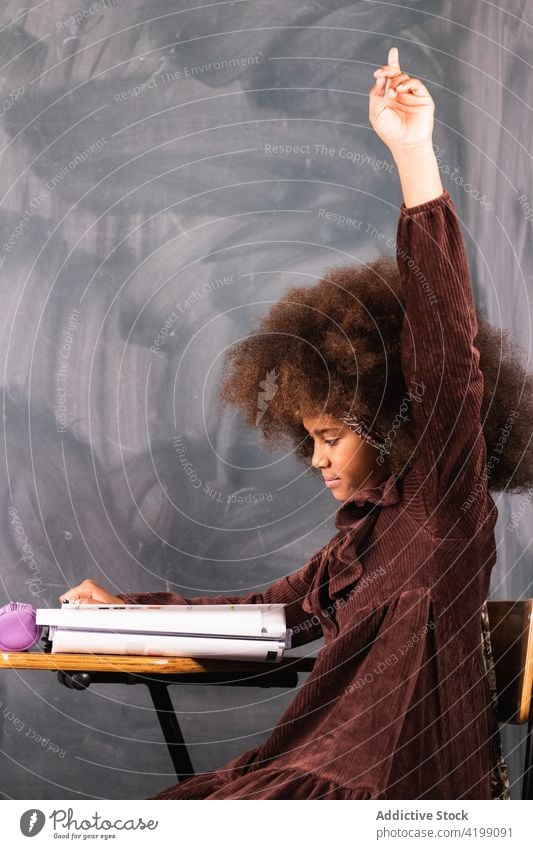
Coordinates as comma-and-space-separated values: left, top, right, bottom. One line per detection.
0, 602, 42, 651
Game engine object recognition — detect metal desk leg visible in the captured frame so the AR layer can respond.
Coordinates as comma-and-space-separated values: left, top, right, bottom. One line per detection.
522, 694, 533, 800
146, 682, 195, 781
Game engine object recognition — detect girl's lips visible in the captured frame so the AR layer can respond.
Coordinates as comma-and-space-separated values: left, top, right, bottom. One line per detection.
324, 477, 342, 488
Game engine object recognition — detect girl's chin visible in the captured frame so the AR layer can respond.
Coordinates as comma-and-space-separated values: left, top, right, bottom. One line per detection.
330, 483, 349, 499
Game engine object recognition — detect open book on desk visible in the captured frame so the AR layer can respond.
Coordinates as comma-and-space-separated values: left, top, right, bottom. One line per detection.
35, 603, 292, 663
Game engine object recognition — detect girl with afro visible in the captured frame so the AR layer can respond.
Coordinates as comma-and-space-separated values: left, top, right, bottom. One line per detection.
62, 48, 532, 800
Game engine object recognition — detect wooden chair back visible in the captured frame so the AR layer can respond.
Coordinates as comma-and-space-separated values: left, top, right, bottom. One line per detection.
486, 599, 533, 725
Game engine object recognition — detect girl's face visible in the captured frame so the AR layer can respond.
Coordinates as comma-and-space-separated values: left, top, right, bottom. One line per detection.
302, 414, 391, 502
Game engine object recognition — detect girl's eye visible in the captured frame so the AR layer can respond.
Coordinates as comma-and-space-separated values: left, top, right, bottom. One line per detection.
326, 438, 340, 446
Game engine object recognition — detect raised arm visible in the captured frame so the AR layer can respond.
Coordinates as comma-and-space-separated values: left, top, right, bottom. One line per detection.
394, 189, 488, 534
369, 49, 489, 536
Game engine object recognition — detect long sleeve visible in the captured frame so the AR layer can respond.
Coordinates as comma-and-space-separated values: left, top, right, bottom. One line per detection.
116, 551, 324, 649
396, 188, 489, 537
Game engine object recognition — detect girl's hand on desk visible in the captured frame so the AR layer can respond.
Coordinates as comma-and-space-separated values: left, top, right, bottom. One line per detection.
59, 579, 124, 605
369, 46, 435, 153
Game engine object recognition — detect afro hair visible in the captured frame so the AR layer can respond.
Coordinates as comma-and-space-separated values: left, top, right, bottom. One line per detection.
217, 256, 533, 494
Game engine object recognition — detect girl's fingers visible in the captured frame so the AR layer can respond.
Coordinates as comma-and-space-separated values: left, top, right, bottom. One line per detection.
386, 74, 416, 99
373, 49, 401, 76
59, 580, 97, 604
59, 591, 87, 603
388, 46, 400, 68
373, 65, 403, 78
369, 75, 387, 94
372, 66, 406, 99
387, 73, 411, 88
372, 72, 419, 102
396, 77, 420, 90
59, 592, 97, 604
396, 78, 430, 97
390, 90, 433, 107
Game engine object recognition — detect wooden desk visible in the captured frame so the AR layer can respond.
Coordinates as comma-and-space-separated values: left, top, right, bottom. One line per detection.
0, 651, 317, 781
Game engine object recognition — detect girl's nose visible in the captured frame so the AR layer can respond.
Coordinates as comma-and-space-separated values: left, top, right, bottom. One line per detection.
312, 446, 328, 469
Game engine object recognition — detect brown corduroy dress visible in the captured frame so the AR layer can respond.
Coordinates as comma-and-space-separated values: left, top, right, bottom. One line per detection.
118, 189, 505, 800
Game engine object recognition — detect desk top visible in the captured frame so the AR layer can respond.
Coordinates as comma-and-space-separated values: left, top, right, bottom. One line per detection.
0, 651, 317, 674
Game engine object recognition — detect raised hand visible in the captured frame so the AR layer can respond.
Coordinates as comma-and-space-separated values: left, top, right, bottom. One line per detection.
369, 47, 435, 152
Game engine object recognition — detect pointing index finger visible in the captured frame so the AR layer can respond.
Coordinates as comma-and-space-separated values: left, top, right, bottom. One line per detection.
388, 46, 400, 69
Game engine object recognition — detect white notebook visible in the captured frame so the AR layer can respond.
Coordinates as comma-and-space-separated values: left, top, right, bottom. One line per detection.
36, 603, 291, 663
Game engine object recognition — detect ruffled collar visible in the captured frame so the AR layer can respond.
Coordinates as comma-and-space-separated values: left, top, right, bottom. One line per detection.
334, 471, 401, 529
302, 471, 402, 620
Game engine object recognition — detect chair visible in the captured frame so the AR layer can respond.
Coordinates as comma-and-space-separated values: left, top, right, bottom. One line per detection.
486, 599, 533, 800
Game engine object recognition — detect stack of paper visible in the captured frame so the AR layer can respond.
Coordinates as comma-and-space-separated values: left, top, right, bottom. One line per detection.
35, 603, 292, 663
